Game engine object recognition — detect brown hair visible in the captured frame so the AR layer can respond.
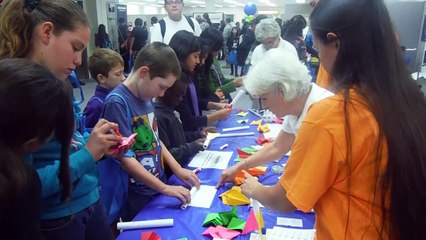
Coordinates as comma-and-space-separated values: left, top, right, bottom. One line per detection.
133, 42, 181, 80
89, 48, 124, 82
0, 0, 90, 58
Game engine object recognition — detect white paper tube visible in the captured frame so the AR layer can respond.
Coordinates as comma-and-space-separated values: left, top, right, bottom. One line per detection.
181, 186, 198, 210
229, 89, 245, 107
222, 126, 250, 132
203, 138, 211, 149
117, 219, 174, 230
218, 132, 255, 138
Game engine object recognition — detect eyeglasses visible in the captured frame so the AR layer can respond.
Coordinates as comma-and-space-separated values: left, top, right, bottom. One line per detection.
165, 0, 183, 5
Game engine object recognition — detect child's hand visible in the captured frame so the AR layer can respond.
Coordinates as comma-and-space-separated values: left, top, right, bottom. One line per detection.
174, 168, 201, 189
232, 77, 244, 87
161, 185, 191, 204
209, 108, 232, 121
201, 127, 217, 138
215, 88, 225, 100
85, 119, 121, 161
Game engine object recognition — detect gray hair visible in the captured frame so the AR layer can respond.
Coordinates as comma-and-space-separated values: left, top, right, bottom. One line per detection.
255, 18, 281, 42
244, 48, 312, 101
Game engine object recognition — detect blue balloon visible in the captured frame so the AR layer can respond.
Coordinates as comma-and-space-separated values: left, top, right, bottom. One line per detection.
244, 2, 257, 16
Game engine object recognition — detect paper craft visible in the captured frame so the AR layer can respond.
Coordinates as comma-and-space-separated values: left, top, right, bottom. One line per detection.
262, 123, 282, 140
141, 232, 161, 240
252, 199, 265, 229
250, 119, 262, 125
188, 151, 233, 169
204, 132, 255, 149
111, 133, 137, 154
233, 166, 267, 185
257, 124, 270, 133
218, 206, 238, 226
272, 117, 283, 124
117, 219, 173, 230
236, 111, 249, 117
186, 185, 217, 209
220, 186, 251, 206
237, 148, 252, 159
276, 217, 303, 228
250, 198, 265, 208
203, 213, 222, 227
236, 119, 249, 124
176, 238, 188, 240
227, 217, 246, 231
222, 126, 250, 132
219, 144, 228, 150
256, 135, 272, 145
242, 209, 259, 234
181, 186, 198, 209
202, 226, 241, 239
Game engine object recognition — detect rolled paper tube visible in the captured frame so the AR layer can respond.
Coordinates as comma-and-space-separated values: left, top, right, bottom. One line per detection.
203, 138, 211, 149
117, 219, 174, 230
229, 89, 246, 107
218, 132, 255, 138
181, 186, 198, 210
222, 126, 250, 132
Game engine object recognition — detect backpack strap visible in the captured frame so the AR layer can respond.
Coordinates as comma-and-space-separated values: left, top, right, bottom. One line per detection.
159, 16, 195, 42
185, 15, 195, 32
159, 19, 166, 42
106, 93, 132, 128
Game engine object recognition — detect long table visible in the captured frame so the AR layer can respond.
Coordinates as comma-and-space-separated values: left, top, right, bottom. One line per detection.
117, 110, 316, 239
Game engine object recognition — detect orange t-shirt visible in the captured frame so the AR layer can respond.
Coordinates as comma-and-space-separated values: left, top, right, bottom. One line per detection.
316, 64, 331, 91
280, 90, 389, 239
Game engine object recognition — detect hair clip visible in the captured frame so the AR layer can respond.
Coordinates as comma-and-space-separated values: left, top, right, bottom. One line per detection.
25, 0, 40, 12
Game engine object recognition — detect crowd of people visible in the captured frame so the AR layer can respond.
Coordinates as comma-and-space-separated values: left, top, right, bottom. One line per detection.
0, 0, 425, 239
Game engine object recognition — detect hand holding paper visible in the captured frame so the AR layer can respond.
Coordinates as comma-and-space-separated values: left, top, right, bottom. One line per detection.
110, 133, 137, 155
240, 171, 262, 199
174, 167, 200, 189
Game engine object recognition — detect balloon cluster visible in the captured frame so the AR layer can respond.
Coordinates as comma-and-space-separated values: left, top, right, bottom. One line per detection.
244, 2, 257, 23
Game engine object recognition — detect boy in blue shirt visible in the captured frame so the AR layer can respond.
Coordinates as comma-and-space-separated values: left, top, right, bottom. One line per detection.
100, 42, 200, 222
83, 48, 125, 129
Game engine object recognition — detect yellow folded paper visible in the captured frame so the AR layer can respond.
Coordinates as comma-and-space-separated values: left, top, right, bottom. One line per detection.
219, 186, 251, 206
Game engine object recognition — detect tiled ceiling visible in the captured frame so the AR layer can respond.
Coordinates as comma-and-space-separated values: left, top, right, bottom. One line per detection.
119, 0, 307, 8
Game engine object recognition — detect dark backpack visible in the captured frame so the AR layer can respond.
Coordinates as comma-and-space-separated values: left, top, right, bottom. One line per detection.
158, 16, 195, 42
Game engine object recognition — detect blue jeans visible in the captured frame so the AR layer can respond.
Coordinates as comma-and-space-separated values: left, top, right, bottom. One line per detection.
40, 201, 112, 240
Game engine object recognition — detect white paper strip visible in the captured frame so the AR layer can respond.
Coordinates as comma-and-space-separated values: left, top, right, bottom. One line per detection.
229, 89, 246, 107
117, 219, 174, 230
222, 126, 250, 132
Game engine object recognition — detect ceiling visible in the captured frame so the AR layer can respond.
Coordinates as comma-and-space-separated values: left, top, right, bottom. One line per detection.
119, 0, 307, 8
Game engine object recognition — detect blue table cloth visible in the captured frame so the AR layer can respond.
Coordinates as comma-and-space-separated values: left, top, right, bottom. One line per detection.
117, 110, 315, 240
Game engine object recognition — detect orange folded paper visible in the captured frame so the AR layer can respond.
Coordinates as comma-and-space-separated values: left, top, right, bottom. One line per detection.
233, 166, 267, 185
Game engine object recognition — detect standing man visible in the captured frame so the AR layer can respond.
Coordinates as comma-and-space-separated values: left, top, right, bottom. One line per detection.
129, 18, 148, 63
150, 0, 201, 44
222, 17, 233, 67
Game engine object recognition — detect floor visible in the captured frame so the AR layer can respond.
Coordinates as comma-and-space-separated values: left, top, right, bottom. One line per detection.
73, 61, 254, 110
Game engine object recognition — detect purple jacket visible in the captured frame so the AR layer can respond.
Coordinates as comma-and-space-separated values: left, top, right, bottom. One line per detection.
83, 86, 111, 129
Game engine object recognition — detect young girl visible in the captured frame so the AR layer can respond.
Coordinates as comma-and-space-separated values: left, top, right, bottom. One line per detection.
0, 1, 122, 239
241, 0, 426, 239
0, 58, 74, 240
171, 30, 232, 132
198, 27, 243, 103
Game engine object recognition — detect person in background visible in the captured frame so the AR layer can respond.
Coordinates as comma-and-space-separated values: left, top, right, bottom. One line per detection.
227, 27, 240, 77
282, 15, 309, 63
240, 0, 426, 239
83, 48, 125, 130
171, 30, 232, 132
0, 58, 74, 240
222, 17, 233, 68
150, 0, 201, 44
148, 16, 159, 43
196, 15, 209, 32
237, 22, 256, 76
0, 1, 123, 239
251, 19, 297, 67
216, 48, 333, 187
100, 42, 200, 223
118, 17, 130, 73
95, 24, 112, 49
129, 18, 148, 63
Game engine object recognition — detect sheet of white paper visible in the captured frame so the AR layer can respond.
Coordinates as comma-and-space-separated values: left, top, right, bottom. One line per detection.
262, 123, 282, 140
188, 185, 217, 209
267, 227, 315, 240
188, 150, 233, 169
276, 217, 304, 228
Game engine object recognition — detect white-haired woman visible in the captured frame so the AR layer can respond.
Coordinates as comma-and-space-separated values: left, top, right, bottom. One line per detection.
216, 48, 333, 187
250, 18, 298, 67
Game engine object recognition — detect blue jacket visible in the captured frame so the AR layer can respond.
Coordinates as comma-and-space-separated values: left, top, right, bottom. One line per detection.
25, 105, 99, 220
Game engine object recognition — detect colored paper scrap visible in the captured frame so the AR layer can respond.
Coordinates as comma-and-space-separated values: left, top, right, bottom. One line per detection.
241, 148, 257, 154
234, 157, 241, 162
257, 124, 270, 133
236, 119, 249, 124
272, 117, 283, 124
141, 231, 161, 240
220, 186, 251, 206
227, 217, 246, 231
242, 209, 259, 234
176, 238, 188, 240
236, 111, 249, 117
250, 119, 262, 126
111, 133, 137, 154
237, 148, 252, 159
256, 135, 272, 145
